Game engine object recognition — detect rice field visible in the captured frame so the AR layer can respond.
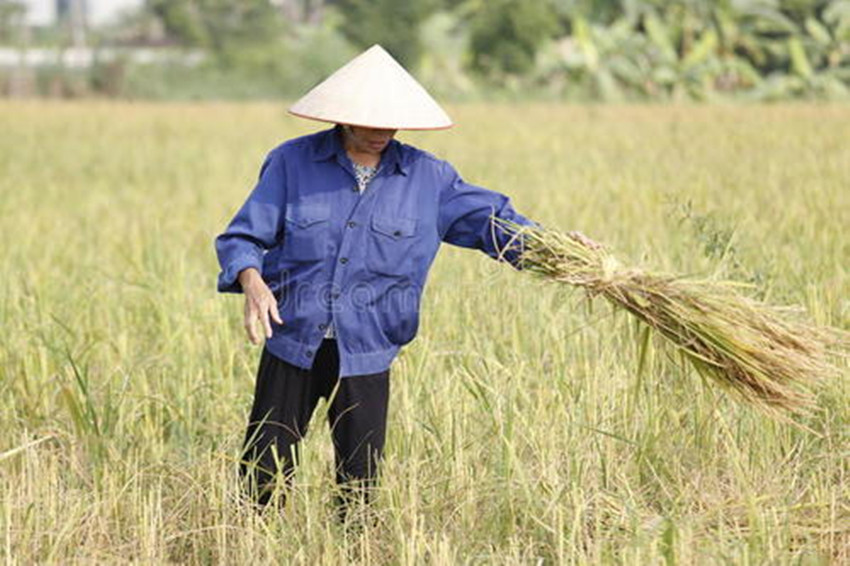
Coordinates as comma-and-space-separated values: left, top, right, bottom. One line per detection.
0, 101, 848, 564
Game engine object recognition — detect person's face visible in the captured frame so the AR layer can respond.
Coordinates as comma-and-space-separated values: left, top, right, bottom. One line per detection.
344, 126, 397, 155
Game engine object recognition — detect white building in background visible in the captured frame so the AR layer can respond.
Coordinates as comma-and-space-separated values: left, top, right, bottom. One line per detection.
18, 0, 146, 28
1, 0, 207, 71
86, 0, 145, 26
16, 0, 52, 27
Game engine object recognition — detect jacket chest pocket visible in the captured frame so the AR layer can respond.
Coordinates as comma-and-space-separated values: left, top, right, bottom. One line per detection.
366, 215, 418, 276
284, 203, 330, 262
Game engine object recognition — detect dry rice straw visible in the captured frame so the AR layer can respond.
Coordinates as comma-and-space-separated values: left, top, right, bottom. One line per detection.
496, 220, 847, 416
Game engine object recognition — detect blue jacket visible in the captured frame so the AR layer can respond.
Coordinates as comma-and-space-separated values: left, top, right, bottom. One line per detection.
215, 126, 535, 376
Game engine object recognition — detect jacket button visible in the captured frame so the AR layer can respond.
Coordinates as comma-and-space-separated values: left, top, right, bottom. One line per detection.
318, 323, 326, 330
339, 257, 349, 264
347, 221, 357, 228
305, 349, 313, 357
393, 230, 402, 237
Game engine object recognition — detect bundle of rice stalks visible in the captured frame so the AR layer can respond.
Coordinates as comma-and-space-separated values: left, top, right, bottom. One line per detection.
498, 220, 847, 416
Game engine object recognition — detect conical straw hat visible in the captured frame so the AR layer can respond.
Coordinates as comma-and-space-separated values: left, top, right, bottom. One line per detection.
289, 45, 453, 130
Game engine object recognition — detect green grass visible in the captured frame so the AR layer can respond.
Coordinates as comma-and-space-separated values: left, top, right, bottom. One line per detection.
0, 102, 847, 564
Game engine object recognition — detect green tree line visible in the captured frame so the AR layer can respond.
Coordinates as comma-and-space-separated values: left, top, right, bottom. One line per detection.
137, 0, 850, 100
3, 0, 850, 100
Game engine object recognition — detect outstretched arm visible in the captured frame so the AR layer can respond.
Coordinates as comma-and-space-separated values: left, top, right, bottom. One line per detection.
436, 161, 538, 268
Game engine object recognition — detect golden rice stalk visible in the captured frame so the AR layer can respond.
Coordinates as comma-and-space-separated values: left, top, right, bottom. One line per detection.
497, 220, 847, 416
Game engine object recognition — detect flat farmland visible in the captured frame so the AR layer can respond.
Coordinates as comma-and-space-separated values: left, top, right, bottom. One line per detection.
0, 102, 847, 563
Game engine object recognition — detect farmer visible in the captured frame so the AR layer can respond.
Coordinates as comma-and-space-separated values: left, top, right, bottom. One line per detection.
215, 45, 594, 513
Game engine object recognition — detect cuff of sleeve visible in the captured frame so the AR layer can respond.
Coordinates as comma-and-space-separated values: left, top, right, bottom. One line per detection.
492, 214, 539, 269
217, 254, 262, 294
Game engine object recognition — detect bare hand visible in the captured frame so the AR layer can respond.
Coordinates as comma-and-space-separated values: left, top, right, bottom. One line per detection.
567, 230, 604, 250
238, 268, 283, 344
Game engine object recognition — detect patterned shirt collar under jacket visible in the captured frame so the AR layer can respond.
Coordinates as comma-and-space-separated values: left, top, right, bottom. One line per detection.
352, 162, 377, 193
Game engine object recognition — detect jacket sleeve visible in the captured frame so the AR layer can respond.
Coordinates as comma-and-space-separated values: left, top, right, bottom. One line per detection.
214, 150, 287, 293
436, 161, 539, 269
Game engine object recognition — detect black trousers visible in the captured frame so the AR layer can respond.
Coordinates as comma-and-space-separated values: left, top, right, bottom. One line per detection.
239, 339, 390, 507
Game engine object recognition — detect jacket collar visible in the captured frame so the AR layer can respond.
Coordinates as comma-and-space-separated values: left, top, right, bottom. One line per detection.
311, 125, 409, 176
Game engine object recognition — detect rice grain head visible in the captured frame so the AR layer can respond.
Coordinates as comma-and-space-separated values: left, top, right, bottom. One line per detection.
496, 219, 847, 417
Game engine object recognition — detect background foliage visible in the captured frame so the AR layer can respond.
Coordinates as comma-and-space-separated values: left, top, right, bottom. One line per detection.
1, 0, 850, 100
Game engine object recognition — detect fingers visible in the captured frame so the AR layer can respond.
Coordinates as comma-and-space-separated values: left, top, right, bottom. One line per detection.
567, 231, 585, 246
260, 292, 283, 338
568, 230, 603, 250
580, 234, 601, 250
260, 307, 273, 340
270, 304, 283, 326
244, 289, 283, 344
244, 302, 260, 345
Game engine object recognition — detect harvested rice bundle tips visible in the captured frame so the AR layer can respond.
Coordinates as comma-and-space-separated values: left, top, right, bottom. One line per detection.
497, 219, 846, 416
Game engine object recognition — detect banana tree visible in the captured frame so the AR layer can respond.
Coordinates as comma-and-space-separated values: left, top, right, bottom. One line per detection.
708, 0, 797, 91
750, 0, 850, 99
541, 15, 654, 101
639, 9, 724, 100
579, 0, 745, 99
